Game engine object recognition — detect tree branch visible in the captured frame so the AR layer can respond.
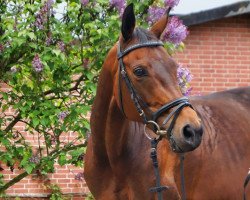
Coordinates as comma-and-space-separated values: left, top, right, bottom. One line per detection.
4, 113, 21, 133
43, 73, 84, 96
0, 142, 87, 193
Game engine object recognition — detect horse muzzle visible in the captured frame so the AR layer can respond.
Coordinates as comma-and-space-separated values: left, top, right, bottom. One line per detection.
170, 124, 203, 153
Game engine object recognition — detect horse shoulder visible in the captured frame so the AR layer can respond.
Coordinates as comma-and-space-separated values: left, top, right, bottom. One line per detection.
185, 87, 250, 199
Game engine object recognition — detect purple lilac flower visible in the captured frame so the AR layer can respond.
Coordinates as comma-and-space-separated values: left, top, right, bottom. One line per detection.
47, 0, 54, 8
81, 0, 89, 6
162, 16, 189, 45
165, 0, 180, 8
110, 0, 126, 17
34, 0, 54, 29
177, 65, 193, 96
58, 111, 67, 120
32, 54, 43, 72
57, 41, 65, 52
75, 172, 84, 181
147, 6, 166, 25
183, 87, 193, 96
46, 36, 52, 46
29, 155, 40, 164
34, 16, 44, 29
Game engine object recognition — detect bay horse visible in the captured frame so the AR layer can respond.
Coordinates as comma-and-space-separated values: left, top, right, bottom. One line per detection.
84, 4, 250, 200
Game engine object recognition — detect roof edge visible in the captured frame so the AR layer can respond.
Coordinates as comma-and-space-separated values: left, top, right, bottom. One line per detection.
178, 1, 250, 26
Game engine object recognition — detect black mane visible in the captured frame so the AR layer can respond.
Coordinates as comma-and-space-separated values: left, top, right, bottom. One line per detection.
133, 27, 157, 43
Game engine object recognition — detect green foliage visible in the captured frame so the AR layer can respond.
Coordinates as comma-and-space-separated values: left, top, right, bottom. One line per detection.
85, 192, 95, 200
0, 0, 184, 195
0, 0, 153, 194
47, 184, 65, 200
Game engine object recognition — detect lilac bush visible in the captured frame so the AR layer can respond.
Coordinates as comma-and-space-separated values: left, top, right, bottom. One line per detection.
32, 54, 43, 72
58, 111, 68, 121
162, 16, 189, 45
57, 41, 65, 52
110, 0, 126, 16
0, 0, 195, 195
147, 6, 166, 25
74, 172, 84, 181
165, 0, 180, 8
46, 33, 53, 46
177, 65, 193, 96
29, 155, 40, 164
80, 0, 89, 6
34, 0, 54, 29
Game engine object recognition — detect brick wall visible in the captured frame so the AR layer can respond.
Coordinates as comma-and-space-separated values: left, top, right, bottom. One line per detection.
174, 14, 250, 95
1, 86, 89, 198
1, 14, 250, 198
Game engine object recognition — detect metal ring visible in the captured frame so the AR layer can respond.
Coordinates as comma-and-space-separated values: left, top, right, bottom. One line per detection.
144, 121, 161, 140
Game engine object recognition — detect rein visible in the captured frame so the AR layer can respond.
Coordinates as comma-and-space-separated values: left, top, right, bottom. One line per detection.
117, 40, 192, 200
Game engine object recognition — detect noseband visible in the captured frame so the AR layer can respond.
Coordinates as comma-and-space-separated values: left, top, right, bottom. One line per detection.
117, 40, 193, 200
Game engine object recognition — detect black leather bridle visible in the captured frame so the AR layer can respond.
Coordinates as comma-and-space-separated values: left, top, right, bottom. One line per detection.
117, 40, 193, 200
117, 40, 192, 144
117, 39, 250, 200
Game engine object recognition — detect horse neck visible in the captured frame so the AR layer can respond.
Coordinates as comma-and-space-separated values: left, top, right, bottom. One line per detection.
90, 45, 127, 156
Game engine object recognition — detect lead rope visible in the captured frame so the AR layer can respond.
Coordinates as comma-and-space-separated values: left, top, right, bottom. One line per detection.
149, 138, 169, 200
243, 169, 250, 200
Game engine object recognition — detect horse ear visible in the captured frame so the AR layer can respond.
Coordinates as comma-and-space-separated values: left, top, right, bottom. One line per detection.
150, 8, 171, 39
121, 3, 135, 41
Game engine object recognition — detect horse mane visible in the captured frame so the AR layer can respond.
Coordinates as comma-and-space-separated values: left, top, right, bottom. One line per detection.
133, 27, 157, 43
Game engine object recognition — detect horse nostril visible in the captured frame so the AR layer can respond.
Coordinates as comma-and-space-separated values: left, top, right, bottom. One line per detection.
197, 126, 203, 137
183, 125, 195, 141
181, 125, 203, 150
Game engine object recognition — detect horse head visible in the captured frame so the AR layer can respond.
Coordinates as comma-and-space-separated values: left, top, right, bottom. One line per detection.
111, 4, 203, 153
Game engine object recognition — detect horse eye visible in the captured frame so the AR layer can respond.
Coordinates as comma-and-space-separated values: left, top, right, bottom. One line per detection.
133, 67, 147, 77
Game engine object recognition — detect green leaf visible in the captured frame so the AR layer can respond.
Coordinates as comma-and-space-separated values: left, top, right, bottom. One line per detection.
31, 116, 40, 127
58, 153, 67, 166
1, 138, 10, 146
24, 164, 35, 174
52, 50, 61, 57
27, 32, 36, 40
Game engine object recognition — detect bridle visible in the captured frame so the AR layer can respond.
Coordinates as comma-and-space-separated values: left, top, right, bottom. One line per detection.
117, 40, 193, 200
117, 40, 192, 150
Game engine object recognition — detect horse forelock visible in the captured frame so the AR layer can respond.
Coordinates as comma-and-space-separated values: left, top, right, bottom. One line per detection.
133, 27, 157, 43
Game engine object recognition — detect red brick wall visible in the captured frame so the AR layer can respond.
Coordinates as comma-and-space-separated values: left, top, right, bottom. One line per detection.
174, 14, 250, 95
0, 85, 89, 198
1, 14, 250, 198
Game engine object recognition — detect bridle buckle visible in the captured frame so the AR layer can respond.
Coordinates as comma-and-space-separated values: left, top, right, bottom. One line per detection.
139, 110, 145, 116
156, 130, 167, 136
121, 69, 126, 75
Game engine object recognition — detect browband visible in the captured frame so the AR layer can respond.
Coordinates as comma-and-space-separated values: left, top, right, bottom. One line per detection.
117, 41, 164, 59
